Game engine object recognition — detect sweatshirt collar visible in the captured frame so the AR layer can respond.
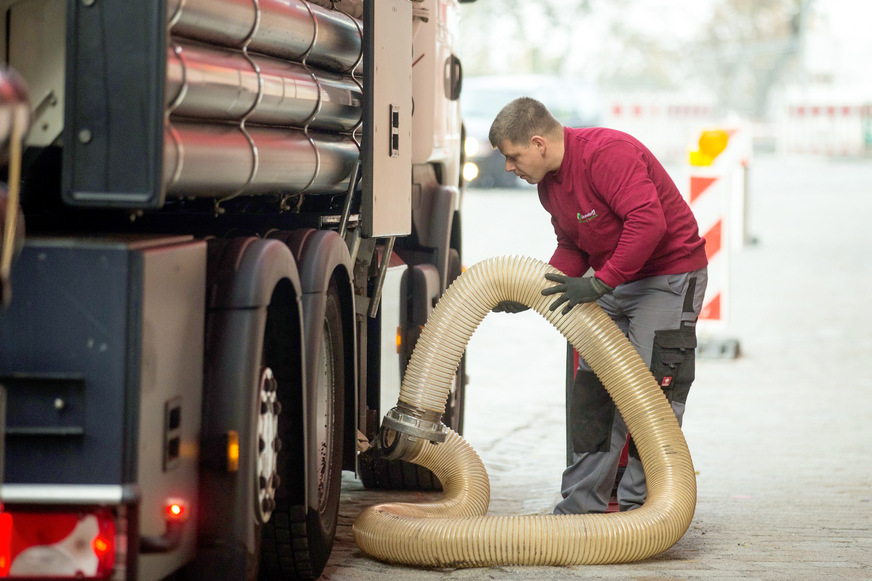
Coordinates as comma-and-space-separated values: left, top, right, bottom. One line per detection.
551, 127, 572, 184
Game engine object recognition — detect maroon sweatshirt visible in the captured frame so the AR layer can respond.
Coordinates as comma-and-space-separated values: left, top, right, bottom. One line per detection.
538, 127, 708, 288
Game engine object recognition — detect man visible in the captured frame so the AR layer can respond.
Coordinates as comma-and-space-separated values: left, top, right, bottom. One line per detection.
490, 97, 708, 514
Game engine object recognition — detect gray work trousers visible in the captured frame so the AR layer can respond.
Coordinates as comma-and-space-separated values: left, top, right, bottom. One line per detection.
554, 267, 708, 515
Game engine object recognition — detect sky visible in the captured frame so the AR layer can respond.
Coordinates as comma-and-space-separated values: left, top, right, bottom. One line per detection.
625, 0, 872, 88
807, 0, 872, 89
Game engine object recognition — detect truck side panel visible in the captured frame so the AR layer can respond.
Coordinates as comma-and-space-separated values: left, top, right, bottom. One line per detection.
137, 242, 205, 580
1, 241, 137, 484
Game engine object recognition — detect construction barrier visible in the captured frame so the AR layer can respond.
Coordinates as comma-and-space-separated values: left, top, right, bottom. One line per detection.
775, 93, 872, 157
686, 125, 751, 332
604, 92, 717, 162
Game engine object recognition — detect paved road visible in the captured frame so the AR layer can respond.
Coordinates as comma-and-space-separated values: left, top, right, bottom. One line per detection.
322, 156, 872, 580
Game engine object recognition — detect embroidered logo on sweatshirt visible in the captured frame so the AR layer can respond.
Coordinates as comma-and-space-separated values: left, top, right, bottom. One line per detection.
577, 209, 598, 223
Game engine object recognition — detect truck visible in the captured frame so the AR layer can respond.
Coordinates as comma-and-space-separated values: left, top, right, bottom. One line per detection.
0, 0, 471, 579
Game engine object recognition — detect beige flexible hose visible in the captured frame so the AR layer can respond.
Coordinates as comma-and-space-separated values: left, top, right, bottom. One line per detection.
354, 255, 696, 567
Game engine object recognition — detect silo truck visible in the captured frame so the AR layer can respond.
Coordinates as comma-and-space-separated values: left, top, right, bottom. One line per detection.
0, 0, 470, 579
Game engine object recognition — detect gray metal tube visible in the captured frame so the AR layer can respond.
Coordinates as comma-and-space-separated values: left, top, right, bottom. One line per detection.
167, 0, 256, 49
167, 42, 361, 132
164, 122, 359, 197
169, 0, 362, 74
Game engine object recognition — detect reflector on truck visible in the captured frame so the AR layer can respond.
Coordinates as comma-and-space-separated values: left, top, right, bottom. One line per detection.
0, 508, 116, 579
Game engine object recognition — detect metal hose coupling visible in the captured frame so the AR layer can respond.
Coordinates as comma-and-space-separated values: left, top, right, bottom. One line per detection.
355, 255, 697, 568
378, 404, 447, 461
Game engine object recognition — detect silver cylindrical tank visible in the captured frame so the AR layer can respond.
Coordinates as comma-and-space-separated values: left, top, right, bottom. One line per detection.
166, 42, 362, 132
169, 0, 362, 74
164, 122, 359, 197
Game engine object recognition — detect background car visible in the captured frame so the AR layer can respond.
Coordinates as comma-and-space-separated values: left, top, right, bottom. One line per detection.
461, 75, 604, 188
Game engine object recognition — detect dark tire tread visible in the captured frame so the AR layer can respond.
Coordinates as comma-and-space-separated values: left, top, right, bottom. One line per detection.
259, 505, 314, 580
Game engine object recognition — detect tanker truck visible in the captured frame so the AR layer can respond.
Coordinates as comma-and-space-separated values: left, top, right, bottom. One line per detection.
0, 0, 470, 579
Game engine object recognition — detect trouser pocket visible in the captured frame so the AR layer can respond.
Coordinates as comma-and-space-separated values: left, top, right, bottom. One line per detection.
569, 370, 616, 454
629, 326, 696, 460
650, 326, 697, 405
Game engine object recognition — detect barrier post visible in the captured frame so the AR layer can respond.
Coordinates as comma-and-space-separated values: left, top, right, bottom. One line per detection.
687, 128, 746, 358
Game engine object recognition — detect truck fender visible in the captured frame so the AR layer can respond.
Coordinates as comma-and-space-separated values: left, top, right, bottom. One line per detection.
268, 228, 355, 392
196, 237, 304, 577
293, 230, 356, 472
207, 237, 302, 309
410, 182, 457, 291
432, 185, 458, 291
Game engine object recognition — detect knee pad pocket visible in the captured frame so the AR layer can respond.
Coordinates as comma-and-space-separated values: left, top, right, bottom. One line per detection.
650, 327, 696, 405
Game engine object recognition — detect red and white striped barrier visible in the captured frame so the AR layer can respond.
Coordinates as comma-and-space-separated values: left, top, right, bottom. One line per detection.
685, 125, 751, 331
689, 170, 728, 326
604, 92, 717, 162
778, 101, 872, 157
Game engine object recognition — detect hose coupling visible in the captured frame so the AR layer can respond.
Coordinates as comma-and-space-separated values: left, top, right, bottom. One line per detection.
378, 406, 447, 461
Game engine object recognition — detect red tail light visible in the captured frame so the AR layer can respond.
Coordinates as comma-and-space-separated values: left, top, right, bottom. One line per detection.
0, 511, 12, 576
164, 498, 189, 523
0, 508, 116, 579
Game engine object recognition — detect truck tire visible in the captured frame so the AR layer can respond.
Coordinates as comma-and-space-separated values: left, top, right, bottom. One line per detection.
260, 279, 344, 580
359, 249, 466, 492
181, 270, 301, 581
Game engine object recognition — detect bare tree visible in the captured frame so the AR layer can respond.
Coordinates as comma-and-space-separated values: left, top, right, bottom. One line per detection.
459, 0, 703, 89
689, 0, 808, 119
458, 0, 810, 121
459, 0, 595, 77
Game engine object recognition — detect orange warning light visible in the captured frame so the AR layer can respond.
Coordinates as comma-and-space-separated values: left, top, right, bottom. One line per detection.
227, 430, 240, 472
690, 129, 729, 166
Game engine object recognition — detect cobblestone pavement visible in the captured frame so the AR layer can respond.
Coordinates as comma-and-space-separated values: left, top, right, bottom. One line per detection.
321, 156, 872, 580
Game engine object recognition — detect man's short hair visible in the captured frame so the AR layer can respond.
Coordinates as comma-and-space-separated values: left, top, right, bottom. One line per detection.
488, 97, 562, 147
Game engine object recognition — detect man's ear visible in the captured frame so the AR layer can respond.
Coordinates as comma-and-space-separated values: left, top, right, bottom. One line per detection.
530, 135, 546, 155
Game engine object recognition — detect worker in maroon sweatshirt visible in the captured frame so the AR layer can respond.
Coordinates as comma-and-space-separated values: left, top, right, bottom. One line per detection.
489, 97, 708, 514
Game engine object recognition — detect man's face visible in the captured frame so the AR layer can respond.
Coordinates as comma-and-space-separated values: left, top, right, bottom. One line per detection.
497, 138, 548, 184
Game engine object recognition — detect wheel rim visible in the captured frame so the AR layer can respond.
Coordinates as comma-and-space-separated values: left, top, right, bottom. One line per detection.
315, 324, 336, 513
257, 366, 280, 523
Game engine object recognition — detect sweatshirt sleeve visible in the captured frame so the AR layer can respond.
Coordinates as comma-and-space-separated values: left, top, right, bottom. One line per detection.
548, 215, 590, 277
589, 140, 667, 287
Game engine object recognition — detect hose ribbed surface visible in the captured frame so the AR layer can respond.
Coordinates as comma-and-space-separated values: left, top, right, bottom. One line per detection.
353, 255, 696, 566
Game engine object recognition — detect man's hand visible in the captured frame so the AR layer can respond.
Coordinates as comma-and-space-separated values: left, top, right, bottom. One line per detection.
541, 274, 613, 314
492, 300, 530, 314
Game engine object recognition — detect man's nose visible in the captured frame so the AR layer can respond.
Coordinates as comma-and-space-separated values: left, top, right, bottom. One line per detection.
505, 159, 515, 172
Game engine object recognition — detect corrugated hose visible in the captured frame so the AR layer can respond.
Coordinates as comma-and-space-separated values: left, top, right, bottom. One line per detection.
354, 255, 696, 567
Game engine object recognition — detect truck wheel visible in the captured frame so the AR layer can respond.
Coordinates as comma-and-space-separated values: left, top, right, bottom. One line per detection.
261, 279, 344, 580
359, 249, 466, 492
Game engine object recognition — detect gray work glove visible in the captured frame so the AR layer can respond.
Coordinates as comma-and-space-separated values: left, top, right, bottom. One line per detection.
541, 273, 613, 314
492, 300, 529, 314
